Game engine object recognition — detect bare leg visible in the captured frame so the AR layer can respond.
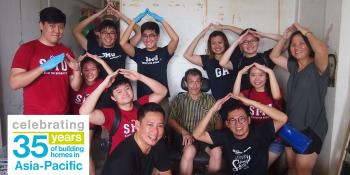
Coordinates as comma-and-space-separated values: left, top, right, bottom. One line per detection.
295, 153, 318, 175
285, 147, 296, 175
180, 145, 196, 175
207, 146, 222, 173
268, 151, 280, 168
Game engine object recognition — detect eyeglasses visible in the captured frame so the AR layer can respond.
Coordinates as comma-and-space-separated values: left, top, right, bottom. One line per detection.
142, 34, 157, 39
241, 40, 258, 46
227, 116, 248, 125
101, 31, 117, 36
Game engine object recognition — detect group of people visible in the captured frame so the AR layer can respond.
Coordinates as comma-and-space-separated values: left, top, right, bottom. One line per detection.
10, 3, 329, 175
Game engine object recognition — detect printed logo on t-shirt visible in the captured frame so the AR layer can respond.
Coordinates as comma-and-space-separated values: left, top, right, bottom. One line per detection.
123, 119, 137, 137
100, 52, 122, 60
40, 56, 68, 75
142, 55, 161, 65
231, 147, 251, 172
215, 68, 230, 77
249, 103, 272, 121
74, 93, 90, 105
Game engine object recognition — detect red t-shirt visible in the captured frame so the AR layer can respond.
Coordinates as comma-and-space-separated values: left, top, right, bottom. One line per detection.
12, 40, 74, 114
101, 95, 149, 154
71, 79, 103, 115
242, 88, 283, 125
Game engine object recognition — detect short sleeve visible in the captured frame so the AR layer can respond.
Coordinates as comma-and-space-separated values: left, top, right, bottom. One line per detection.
101, 108, 115, 131
169, 95, 180, 121
208, 129, 227, 146
152, 139, 171, 172
200, 55, 209, 70
12, 44, 34, 70
263, 49, 275, 69
131, 47, 143, 61
137, 95, 150, 105
287, 59, 297, 73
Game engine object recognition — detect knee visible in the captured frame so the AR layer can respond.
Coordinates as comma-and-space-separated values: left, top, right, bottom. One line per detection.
182, 145, 197, 160
209, 147, 222, 159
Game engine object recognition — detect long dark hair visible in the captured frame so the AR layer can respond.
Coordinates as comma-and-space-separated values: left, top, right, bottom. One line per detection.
207, 31, 229, 59
287, 31, 315, 64
248, 66, 272, 98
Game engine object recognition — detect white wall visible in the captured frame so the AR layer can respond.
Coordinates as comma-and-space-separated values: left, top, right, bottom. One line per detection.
121, 0, 296, 98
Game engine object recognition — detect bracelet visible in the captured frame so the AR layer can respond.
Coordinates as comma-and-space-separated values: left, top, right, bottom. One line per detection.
304, 31, 312, 37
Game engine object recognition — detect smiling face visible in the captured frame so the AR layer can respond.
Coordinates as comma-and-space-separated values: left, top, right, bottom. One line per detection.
39, 22, 65, 46
136, 111, 165, 146
142, 29, 159, 51
82, 61, 99, 85
100, 27, 118, 48
111, 83, 134, 105
290, 34, 311, 61
240, 34, 259, 57
225, 108, 251, 140
249, 66, 267, 92
210, 35, 226, 55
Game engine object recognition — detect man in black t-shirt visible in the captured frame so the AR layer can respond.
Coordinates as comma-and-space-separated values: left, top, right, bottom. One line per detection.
193, 94, 287, 175
102, 103, 171, 175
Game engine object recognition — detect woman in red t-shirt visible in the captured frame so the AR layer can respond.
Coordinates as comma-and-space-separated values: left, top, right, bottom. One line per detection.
233, 62, 284, 168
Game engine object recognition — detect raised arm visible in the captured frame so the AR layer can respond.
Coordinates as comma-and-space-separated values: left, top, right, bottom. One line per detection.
234, 95, 287, 132
269, 26, 295, 71
66, 54, 83, 91
72, 5, 109, 50
79, 71, 119, 125
213, 24, 243, 35
160, 20, 179, 55
147, 10, 179, 55
219, 31, 248, 70
118, 69, 167, 103
110, 6, 141, 46
183, 24, 212, 66
253, 63, 281, 100
86, 52, 113, 75
193, 94, 231, 144
253, 31, 282, 42
294, 23, 329, 74
119, 21, 137, 57
233, 64, 253, 96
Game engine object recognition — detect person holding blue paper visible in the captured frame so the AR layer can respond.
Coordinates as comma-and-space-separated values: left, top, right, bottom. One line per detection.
9, 7, 82, 114
269, 23, 329, 175
120, 8, 179, 114
193, 94, 288, 175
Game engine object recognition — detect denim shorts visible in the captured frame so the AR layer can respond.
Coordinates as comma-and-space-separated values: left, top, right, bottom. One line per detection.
269, 140, 284, 155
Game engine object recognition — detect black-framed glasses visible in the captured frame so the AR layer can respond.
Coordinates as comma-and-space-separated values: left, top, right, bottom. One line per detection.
101, 31, 117, 36
142, 34, 157, 39
241, 40, 258, 46
227, 116, 248, 125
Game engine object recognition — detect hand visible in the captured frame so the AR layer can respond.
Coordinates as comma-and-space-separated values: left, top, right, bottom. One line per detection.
182, 133, 194, 146
134, 8, 149, 23
238, 30, 250, 44
238, 64, 254, 75
199, 23, 213, 37
283, 25, 296, 40
86, 52, 104, 64
293, 22, 310, 36
249, 30, 262, 40
66, 54, 83, 71
252, 62, 272, 74
233, 94, 254, 106
211, 93, 232, 112
118, 69, 141, 81
104, 69, 120, 88
211, 23, 223, 31
40, 53, 65, 71
148, 10, 163, 23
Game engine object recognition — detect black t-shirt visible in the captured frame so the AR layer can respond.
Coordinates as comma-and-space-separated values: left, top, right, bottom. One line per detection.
101, 136, 170, 175
87, 38, 127, 78
209, 121, 275, 175
201, 55, 235, 100
230, 49, 275, 90
131, 46, 172, 98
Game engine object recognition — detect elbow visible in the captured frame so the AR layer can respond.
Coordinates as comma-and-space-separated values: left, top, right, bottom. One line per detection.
161, 88, 168, 99
281, 114, 288, 125
9, 78, 21, 90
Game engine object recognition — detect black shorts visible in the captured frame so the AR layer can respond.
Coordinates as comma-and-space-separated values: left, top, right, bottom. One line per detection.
286, 127, 323, 154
